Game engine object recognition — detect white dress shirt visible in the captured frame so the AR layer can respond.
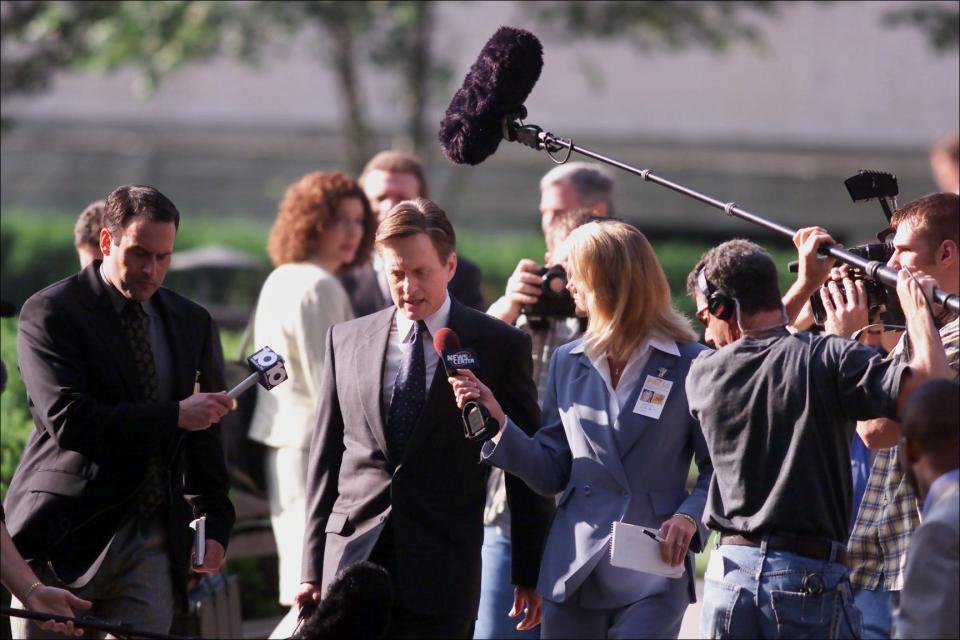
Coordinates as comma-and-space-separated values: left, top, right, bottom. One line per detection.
572, 334, 681, 425
381, 293, 452, 415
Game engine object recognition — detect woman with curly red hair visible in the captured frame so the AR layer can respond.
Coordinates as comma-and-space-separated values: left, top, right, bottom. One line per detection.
249, 171, 376, 631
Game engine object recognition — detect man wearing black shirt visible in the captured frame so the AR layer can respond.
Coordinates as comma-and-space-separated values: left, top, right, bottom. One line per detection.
684, 233, 950, 639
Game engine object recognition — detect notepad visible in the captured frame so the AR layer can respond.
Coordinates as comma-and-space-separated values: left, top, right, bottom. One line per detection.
609, 521, 685, 578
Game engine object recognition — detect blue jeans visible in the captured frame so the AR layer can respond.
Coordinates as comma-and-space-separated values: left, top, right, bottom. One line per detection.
474, 526, 539, 640
853, 587, 893, 639
700, 541, 862, 639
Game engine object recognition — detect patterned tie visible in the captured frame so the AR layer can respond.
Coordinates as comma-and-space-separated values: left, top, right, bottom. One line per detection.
386, 320, 427, 461
119, 301, 167, 517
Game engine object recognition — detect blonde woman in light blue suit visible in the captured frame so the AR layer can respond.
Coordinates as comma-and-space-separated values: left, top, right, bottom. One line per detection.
449, 221, 713, 639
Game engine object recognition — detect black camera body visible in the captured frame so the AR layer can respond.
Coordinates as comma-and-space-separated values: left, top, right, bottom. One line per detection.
521, 264, 577, 327
806, 169, 906, 327
809, 242, 897, 325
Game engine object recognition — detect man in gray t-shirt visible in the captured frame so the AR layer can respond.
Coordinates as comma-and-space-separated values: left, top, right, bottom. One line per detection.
684, 233, 950, 639
687, 330, 904, 544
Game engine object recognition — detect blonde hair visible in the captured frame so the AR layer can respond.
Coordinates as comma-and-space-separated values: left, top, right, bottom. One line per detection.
565, 221, 696, 360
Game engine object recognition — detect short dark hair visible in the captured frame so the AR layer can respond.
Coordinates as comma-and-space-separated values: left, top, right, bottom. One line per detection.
74, 199, 106, 249
891, 192, 959, 250
902, 379, 960, 462
104, 185, 180, 243
686, 238, 782, 314
375, 198, 455, 261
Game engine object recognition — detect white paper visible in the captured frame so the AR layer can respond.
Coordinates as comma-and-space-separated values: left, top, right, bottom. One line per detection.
633, 375, 673, 419
609, 521, 685, 578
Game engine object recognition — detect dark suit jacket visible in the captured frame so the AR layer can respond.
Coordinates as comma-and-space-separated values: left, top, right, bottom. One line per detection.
301, 299, 551, 618
339, 255, 485, 318
3, 263, 235, 601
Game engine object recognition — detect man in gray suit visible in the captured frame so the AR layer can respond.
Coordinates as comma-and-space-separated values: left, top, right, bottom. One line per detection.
895, 379, 959, 639
296, 198, 549, 638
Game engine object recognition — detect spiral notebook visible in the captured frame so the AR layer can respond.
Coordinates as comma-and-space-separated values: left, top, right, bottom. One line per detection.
609, 521, 685, 578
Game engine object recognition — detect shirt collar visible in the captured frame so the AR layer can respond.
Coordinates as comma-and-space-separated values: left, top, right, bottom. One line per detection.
923, 468, 960, 516
396, 292, 451, 343
570, 334, 681, 358
98, 263, 158, 318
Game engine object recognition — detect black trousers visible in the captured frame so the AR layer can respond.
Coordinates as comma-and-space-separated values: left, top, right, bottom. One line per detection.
369, 519, 475, 639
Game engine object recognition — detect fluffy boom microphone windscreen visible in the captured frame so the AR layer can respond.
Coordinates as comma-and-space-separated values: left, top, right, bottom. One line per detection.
438, 26, 543, 165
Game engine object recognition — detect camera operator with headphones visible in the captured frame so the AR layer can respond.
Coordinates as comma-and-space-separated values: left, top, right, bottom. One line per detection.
477, 163, 611, 640
684, 229, 951, 639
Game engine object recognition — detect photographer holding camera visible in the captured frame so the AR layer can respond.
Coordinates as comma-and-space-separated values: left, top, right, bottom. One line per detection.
477, 163, 612, 639
834, 192, 959, 640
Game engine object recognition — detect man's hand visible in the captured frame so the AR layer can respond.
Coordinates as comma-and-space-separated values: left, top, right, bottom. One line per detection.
294, 582, 322, 609
894, 268, 952, 415
191, 539, 226, 574
178, 392, 232, 431
489, 259, 545, 325
784, 227, 838, 324
659, 515, 697, 567
509, 586, 542, 631
793, 227, 837, 290
821, 270, 869, 338
25, 585, 92, 637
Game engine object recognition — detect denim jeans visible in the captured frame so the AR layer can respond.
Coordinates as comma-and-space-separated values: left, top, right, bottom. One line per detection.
853, 587, 893, 639
700, 541, 862, 639
474, 526, 540, 640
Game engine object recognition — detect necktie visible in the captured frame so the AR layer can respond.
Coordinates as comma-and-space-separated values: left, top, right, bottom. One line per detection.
386, 320, 427, 461
119, 302, 167, 517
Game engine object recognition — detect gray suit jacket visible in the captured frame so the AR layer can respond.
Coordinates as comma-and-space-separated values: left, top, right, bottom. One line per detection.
301, 299, 552, 618
483, 338, 712, 605
895, 476, 959, 639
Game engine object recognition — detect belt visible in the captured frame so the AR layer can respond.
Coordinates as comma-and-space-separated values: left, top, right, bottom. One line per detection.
719, 533, 847, 565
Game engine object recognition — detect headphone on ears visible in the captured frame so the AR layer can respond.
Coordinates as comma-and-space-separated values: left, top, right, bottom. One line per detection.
696, 268, 735, 321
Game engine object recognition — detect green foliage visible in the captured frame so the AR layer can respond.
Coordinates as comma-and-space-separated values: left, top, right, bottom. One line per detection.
0, 316, 31, 502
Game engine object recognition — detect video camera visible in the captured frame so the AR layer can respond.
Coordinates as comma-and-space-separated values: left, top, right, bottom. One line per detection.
803, 170, 904, 325
521, 264, 577, 328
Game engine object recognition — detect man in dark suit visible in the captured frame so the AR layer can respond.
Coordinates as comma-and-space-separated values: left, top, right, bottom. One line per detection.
297, 198, 550, 637
4, 185, 236, 637
339, 150, 485, 316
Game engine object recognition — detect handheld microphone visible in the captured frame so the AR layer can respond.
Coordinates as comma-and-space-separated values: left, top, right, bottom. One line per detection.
432, 328, 500, 442
438, 26, 543, 166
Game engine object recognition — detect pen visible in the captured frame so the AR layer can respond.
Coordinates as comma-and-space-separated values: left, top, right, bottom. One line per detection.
642, 529, 667, 543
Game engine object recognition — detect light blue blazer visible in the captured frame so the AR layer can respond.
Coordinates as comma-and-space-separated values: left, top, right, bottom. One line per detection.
482, 337, 712, 605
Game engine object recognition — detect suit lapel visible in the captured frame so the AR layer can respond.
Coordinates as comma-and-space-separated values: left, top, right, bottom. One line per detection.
153, 290, 195, 400
355, 308, 395, 464
571, 352, 629, 490
80, 265, 144, 401
614, 349, 681, 458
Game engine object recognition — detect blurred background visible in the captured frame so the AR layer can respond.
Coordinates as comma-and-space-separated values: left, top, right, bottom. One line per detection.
2, 1, 958, 308
1, 0, 958, 633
